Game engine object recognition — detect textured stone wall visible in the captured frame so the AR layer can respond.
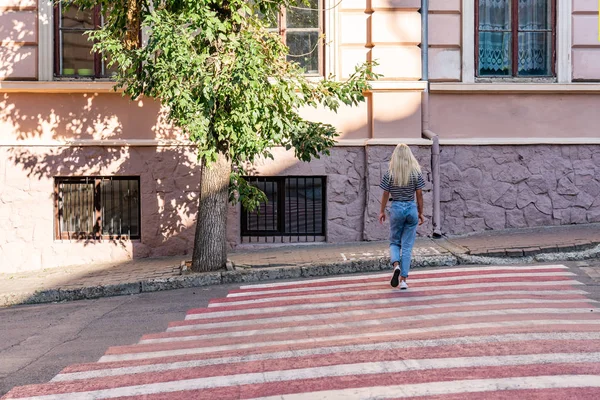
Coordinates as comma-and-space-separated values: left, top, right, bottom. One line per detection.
363, 145, 433, 241
228, 145, 433, 247
6, 142, 598, 273
227, 147, 368, 246
0, 146, 201, 273
440, 145, 600, 235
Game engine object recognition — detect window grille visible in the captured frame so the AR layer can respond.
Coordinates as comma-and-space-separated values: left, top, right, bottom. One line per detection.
55, 177, 140, 240
241, 176, 326, 240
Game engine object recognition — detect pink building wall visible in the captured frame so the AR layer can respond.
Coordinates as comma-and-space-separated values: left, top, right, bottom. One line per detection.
429, 93, 600, 139
1, 1, 600, 273
573, 0, 600, 80
0, 146, 201, 272
0, 1, 38, 79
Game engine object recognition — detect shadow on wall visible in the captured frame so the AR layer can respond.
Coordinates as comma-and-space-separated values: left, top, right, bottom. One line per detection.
1, 86, 426, 273
0, 13, 37, 80
0, 93, 201, 271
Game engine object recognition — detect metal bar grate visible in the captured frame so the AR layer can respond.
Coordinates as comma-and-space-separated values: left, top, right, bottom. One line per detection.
55, 176, 140, 240
241, 176, 325, 238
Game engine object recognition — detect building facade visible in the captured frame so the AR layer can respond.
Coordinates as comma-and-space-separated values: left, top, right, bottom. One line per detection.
1, 0, 599, 273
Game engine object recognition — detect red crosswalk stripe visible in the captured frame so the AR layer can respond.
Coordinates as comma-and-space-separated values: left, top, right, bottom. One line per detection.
2, 264, 600, 399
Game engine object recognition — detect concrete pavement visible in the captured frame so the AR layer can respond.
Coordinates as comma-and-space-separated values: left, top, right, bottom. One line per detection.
1, 223, 599, 307
3, 263, 600, 399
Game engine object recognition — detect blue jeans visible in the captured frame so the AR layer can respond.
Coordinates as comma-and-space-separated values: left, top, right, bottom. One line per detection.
389, 200, 418, 278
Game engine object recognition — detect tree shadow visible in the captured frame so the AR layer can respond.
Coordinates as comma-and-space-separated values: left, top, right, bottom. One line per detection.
0, 11, 37, 80
1, 92, 201, 272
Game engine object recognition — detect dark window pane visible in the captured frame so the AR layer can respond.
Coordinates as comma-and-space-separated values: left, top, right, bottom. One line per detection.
240, 176, 325, 237
286, 31, 319, 74
61, 31, 94, 75
478, 31, 512, 76
128, 181, 140, 236
284, 177, 323, 234
518, 31, 552, 76
257, 9, 278, 29
518, 0, 551, 31
101, 179, 140, 237
286, 0, 319, 29
59, 181, 94, 235
102, 54, 118, 77
56, 178, 140, 239
246, 180, 278, 232
61, 4, 94, 29
478, 0, 511, 31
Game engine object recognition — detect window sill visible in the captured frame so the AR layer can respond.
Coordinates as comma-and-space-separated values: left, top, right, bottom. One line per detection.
1, 80, 429, 93
430, 82, 600, 94
0, 81, 121, 93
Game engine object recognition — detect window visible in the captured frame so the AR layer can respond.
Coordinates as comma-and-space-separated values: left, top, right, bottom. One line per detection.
262, 0, 323, 75
54, 2, 116, 78
476, 0, 555, 77
55, 177, 140, 240
241, 176, 326, 238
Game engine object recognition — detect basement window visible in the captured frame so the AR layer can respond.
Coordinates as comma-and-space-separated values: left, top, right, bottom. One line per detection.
241, 176, 326, 240
54, 177, 140, 240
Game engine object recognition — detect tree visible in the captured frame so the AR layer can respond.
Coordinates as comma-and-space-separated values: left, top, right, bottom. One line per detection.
70, 0, 377, 271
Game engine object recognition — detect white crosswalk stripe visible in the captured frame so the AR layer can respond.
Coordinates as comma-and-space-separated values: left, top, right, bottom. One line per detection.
3, 264, 600, 400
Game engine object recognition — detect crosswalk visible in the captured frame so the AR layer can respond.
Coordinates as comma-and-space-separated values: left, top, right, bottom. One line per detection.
3, 264, 600, 399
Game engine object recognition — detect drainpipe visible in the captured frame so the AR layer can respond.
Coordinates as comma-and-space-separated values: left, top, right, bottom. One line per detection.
421, 0, 442, 238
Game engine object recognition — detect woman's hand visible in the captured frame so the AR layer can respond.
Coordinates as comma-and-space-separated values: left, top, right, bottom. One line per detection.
418, 213, 425, 225
379, 191, 390, 225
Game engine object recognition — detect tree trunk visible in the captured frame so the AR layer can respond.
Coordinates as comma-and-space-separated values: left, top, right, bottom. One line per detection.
191, 152, 231, 272
125, 0, 141, 50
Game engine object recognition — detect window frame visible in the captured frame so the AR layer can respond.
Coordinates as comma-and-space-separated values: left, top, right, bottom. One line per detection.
53, 1, 113, 79
270, 1, 325, 77
54, 176, 141, 241
240, 176, 327, 237
474, 0, 557, 78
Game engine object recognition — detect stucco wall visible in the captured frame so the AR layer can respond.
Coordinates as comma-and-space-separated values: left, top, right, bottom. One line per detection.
0, 1, 38, 80
572, 0, 600, 81
226, 147, 369, 247
0, 93, 176, 141
440, 145, 600, 235
429, 93, 600, 139
428, 0, 461, 81
0, 146, 201, 273
226, 145, 433, 248
339, 0, 422, 80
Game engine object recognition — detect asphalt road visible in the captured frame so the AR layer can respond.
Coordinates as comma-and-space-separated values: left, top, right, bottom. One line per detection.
0, 284, 235, 396
1, 260, 598, 397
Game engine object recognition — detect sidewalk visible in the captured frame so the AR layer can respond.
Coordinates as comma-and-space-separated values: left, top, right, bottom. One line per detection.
1, 223, 599, 307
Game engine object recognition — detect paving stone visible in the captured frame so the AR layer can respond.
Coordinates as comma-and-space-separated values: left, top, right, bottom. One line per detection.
505, 249, 524, 257
539, 245, 559, 254
521, 247, 542, 256
487, 250, 507, 257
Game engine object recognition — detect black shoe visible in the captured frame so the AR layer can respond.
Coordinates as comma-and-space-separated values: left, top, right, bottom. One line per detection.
391, 268, 400, 288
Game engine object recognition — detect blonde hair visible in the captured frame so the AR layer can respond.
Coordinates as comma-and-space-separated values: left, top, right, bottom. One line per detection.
389, 143, 421, 187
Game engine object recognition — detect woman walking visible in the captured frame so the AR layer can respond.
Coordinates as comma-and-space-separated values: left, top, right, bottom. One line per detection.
378, 144, 425, 290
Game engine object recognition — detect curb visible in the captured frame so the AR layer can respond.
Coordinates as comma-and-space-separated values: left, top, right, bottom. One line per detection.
1, 245, 599, 307
454, 244, 600, 266
0, 254, 457, 307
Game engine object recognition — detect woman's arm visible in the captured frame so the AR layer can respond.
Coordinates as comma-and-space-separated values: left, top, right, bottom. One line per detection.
416, 189, 424, 225
379, 191, 390, 224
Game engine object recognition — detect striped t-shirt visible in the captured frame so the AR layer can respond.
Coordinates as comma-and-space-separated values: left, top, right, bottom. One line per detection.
379, 170, 425, 202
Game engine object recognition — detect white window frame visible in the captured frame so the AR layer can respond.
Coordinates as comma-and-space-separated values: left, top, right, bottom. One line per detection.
461, 0, 571, 83
38, 0, 54, 81
39, 0, 336, 81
